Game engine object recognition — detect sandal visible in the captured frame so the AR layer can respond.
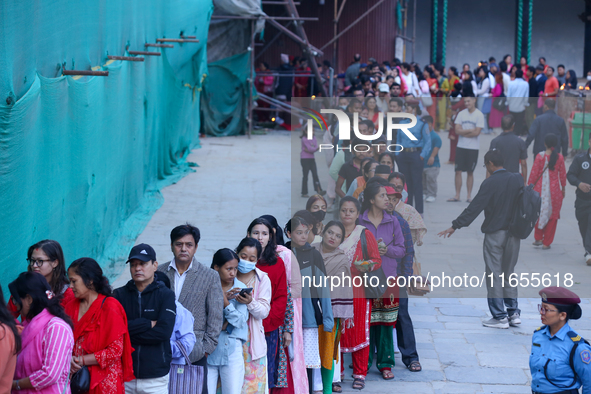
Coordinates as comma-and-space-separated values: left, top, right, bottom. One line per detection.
332, 383, 342, 393
408, 360, 422, 372
381, 369, 394, 380
352, 378, 365, 390
447, 197, 460, 202
466, 198, 472, 203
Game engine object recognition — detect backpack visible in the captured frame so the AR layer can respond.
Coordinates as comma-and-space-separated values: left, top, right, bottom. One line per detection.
509, 181, 541, 240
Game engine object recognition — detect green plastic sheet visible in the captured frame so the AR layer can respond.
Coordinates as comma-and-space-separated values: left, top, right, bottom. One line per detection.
0, 0, 213, 287
201, 51, 252, 136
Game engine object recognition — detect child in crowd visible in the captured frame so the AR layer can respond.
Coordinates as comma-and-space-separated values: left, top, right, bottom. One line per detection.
422, 116, 442, 202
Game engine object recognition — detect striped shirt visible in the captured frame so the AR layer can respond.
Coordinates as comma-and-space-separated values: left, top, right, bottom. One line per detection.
28, 318, 74, 393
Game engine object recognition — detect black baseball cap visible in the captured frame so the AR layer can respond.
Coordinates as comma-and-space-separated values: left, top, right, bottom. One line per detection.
126, 243, 156, 263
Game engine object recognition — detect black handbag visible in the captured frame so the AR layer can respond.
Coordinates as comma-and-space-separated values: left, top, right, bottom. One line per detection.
492, 93, 507, 112
360, 229, 388, 299
70, 365, 90, 394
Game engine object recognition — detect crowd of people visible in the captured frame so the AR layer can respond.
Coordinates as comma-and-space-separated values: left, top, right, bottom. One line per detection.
0, 183, 431, 394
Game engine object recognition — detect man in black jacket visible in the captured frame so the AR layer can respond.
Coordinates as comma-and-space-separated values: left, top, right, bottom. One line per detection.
525, 99, 569, 157
439, 150, 523, 329
114, 243, 176, 394
567, 133, 591, 265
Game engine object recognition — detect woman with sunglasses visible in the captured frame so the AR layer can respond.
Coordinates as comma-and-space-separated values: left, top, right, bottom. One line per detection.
8, 240, 74, 318
530, 286, 591, 393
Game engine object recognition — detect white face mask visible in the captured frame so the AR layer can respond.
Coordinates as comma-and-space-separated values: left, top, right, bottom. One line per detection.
587, 76, 591, 81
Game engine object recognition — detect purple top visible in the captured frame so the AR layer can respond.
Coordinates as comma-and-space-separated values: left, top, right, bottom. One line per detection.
301, 135, 318, 159
358, 210, 405, 278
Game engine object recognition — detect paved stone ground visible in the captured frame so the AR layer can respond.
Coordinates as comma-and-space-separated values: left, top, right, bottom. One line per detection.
115, 128, 591, 393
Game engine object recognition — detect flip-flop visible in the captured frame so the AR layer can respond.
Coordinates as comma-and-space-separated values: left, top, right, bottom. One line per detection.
332, 383, 342, 393
447, 197, 460, 202
408, 361, 422, 372
352, 378, 365, 390
466, 199, 472, 203
381, 370, 394, 380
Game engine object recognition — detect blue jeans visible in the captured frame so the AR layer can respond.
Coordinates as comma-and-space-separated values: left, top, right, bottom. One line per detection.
396, 150, 424, 214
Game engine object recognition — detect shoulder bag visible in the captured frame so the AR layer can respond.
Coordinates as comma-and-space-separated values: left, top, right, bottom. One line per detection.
168, 340, 204, 394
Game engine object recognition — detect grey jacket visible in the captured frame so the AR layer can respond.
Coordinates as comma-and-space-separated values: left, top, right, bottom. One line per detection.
158, 259, 223, 363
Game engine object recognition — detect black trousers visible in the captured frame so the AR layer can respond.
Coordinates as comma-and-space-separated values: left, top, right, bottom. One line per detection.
192, 356, 208, 394
301, 158, 321, 195
575, 198, 591, 254
510, 110, 527, 136
396, 150, 424, 214
396, 286, 419, 366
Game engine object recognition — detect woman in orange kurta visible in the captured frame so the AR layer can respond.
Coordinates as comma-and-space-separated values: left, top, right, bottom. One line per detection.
65, 258, 134, 394
338, 197, 382, 390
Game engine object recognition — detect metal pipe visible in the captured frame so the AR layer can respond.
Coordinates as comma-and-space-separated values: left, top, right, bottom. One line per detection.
180, 35, 196, 39
145, 43, 174, 48
319, 0, 387, 51
157, 38, 199, 43
248, 20, 255, 138
108, 56, 145, 61
329, 67, 334, 98
262, 1, 301, 4
397, 35, 414, 42
63, 70, 109, 76
210, 15, 318, 21
412, 0, 416, 61
128, 51, 161, 56
256, 73, 316, 77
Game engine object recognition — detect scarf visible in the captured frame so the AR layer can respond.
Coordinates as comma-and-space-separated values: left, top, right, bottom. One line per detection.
339, 225, 365, 264
65, 295, 135, 388
395, 202, 427, 246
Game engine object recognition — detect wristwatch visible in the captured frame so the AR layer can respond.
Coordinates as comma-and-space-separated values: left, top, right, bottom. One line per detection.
15, 380, 21, 390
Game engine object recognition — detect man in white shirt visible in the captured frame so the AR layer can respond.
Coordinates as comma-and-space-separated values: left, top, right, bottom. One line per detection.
507, 69, 529, 136
376, 83, 390, 112
448, 97, 484, 203
400, 62, 420, 97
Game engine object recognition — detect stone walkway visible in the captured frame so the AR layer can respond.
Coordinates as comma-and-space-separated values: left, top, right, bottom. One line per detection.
117, 128, 590, 393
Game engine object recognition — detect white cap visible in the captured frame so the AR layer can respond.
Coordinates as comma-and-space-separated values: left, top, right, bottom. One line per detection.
379, 83, 389, 93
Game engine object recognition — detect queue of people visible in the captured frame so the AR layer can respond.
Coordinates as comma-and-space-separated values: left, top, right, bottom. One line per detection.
0, 182, 429, 394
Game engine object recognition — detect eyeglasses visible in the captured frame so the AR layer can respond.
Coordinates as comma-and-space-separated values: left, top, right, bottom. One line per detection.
27, 258, 53, 267
538, 304, 559, 315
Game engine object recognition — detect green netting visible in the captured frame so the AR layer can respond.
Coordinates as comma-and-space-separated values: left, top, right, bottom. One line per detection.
201, 51, 252, 136
0, 0, 213, 287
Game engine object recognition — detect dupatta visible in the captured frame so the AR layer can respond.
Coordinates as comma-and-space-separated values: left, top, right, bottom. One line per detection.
65, 295, 135, 389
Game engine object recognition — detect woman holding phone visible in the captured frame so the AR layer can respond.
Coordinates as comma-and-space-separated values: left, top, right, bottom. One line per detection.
208, 249, 249, 394
236, 237, 272, 393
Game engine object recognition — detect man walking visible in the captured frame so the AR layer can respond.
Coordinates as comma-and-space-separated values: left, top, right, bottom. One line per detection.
158, 224, 224, 394
525, 98, 569, 157
567, 134, 591, 265
448, 97, 484, 203
114, 244, 177, 394
525, 66, 539, 130
439, 150, 524, 328
506, 69, 529, 136
490, 114, 528, 182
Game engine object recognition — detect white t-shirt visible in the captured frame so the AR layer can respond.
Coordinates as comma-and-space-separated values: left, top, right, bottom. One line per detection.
455, 108, 485, 150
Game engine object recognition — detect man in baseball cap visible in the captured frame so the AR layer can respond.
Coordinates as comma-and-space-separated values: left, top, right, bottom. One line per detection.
530, 286, 591, 394
114, 244, 177, 392
377, 83, 390, 112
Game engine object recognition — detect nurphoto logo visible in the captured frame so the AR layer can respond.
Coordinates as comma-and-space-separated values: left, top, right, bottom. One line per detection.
304, 109, 419, 153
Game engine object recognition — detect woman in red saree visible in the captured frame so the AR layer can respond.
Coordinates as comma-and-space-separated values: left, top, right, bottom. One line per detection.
338, 197, 382, 390
65, 258, 134, 394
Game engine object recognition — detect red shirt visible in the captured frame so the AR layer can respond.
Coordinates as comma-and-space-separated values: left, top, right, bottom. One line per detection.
545, 76, 559, 95
256, 257, 288, 332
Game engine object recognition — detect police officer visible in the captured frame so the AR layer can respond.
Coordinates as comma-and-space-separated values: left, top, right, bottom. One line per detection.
530, 286, 591, 394
567, 133, 591, 265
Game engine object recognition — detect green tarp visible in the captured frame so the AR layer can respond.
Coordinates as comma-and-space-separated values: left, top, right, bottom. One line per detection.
0, 0, 212, 286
